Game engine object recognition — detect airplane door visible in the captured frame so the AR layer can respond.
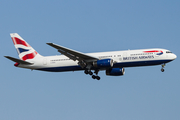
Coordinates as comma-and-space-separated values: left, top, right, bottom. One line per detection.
43, 58, 47, 65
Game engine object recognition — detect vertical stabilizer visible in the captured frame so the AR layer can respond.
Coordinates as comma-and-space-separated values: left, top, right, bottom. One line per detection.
10, 33, 42, 61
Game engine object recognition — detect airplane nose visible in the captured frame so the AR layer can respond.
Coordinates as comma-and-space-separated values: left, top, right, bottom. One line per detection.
173, 54, 177, 60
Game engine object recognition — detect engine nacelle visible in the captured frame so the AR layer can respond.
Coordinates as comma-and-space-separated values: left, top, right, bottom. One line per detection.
106, 68, 125, 76
93, 59, 113, 68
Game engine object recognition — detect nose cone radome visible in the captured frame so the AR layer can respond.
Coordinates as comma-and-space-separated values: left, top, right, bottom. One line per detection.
172, 54, 177, 60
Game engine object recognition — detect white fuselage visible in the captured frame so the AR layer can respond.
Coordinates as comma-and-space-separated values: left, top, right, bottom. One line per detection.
18, 48, 177, 72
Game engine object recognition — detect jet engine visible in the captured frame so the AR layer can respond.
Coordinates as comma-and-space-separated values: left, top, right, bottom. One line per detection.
93, 59, 113, 68
106, 68, 125, 76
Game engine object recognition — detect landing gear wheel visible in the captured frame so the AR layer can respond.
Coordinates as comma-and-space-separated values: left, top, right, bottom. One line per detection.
161, 64, 165, 72
96, 76, 100, 80
89, 71, 93, 75
92, 75, 96, 79
84, 70, 89, 74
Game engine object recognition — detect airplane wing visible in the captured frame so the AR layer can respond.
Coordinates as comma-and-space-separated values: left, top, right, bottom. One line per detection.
46, 43, 99, 62
4, 56, 33, 65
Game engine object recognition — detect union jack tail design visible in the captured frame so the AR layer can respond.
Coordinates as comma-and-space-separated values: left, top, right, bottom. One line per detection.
10, 33, 42, 61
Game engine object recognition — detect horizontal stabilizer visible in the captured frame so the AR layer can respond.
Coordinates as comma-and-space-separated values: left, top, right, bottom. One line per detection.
4, 56, 33, 65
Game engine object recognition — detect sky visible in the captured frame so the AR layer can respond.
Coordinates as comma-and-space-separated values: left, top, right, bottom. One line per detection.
0, 0, 180, 120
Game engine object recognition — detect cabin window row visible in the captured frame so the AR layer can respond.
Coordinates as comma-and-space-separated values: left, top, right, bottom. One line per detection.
51, 59, 70, 61
99, 55, 112, 58
131, 53, 153, 56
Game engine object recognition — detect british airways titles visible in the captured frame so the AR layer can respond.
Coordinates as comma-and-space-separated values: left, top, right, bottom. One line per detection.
123, 55, 154, 61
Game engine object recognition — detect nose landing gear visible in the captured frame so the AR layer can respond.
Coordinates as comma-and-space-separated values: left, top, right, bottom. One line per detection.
161, 64, 165, 72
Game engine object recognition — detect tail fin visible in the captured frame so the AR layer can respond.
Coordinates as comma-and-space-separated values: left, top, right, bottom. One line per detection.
10, 33, 42, 61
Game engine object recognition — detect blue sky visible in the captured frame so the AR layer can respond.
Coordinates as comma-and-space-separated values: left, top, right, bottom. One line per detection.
1, 0, 180, 120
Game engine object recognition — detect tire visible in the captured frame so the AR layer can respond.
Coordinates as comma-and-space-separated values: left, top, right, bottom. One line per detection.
96, 76, 100, 80
84, 70, 88, 74
89, 71, 93, 75
92, 75, 96, 79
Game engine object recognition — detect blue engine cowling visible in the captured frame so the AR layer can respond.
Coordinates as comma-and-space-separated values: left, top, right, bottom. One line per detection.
106, 68, 125, 76
93, 59, 113, 68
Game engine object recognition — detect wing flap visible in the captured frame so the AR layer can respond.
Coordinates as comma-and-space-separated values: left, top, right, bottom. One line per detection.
4, 56, 33, 65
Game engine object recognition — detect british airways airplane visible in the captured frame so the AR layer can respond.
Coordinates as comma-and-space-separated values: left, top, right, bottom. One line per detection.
5, 33, 177, 80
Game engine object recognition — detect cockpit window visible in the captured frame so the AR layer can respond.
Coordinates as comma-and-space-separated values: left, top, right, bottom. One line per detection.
166, 51, 172, 53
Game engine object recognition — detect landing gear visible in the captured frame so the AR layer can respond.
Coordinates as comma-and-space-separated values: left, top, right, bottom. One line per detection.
84, 69, 89, 74
84, 69, 93, 75
93, 69, 100, 80
84, 67, 101, 80
161, 64, 165, 72
89, 71, 93, 75
92, 75, 100, 80
92, 75, 96, 79
96, 76, 100, 80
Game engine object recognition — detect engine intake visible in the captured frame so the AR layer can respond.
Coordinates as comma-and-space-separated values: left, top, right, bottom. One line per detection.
93, 59, 113, 68
106, 68, 125, 76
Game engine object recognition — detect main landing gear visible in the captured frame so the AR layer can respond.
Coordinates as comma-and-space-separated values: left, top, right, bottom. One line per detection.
161, 63, 165, 72
84, 69, 93, 75
84, 69, 100, 80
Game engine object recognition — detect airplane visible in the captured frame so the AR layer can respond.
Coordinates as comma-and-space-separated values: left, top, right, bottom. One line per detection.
5, 33, 177, 80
